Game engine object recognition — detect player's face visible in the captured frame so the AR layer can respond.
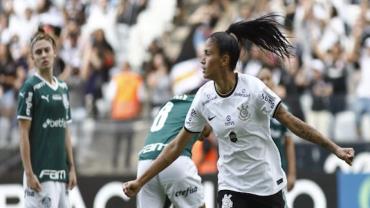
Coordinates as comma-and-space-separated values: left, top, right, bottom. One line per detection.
200, 39, 223, 80
31, 39, 56, 71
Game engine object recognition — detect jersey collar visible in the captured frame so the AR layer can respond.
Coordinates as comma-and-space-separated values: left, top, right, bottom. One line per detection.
35, 73, 59, 91
214, 73, 238, 98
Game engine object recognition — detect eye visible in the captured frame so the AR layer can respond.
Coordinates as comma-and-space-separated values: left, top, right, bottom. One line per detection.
35, 49, 42, 55
44, 47, 50, 53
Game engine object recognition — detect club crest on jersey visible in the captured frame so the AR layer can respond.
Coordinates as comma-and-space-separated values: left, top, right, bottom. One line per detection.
62, 94, 69, 109
237, 102, 249, 121
41, 196, 51, 208
221, 194, 233, 208
229, 131, 238, 143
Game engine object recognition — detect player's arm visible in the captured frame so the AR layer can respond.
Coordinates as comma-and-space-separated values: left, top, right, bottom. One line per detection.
123, 128, 194, 197
198, 124, 212, 141
284, 134, 296, 191
65, 126, 77, 189
19, 119, 42, 192
274, 104, 354, 165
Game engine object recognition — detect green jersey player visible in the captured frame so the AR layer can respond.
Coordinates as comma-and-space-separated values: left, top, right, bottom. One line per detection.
17, 28, 77, 208
136, 94, 209, 208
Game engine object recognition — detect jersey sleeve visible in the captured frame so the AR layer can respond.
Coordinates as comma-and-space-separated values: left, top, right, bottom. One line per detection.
254, 79, 281, 118
184, 90, 207, 133
17, 82, 34, 120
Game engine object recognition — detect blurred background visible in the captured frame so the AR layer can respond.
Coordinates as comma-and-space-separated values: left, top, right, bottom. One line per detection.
0, 0, 369, 207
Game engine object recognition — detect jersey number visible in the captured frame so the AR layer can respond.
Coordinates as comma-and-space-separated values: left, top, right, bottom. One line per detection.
150, 102, 174, 132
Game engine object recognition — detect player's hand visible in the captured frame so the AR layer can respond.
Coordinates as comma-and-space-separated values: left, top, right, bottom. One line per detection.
287, 174, 296, 192
27, 174, 42, 192
335, 147, 355, 166
68, 168, 77, 190
123, 180, 142, 197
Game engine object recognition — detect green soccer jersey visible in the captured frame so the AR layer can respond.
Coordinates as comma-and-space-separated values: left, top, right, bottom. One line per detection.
139, 94, 200, 160
17, 74, 71, 183
270, 118, 288, 171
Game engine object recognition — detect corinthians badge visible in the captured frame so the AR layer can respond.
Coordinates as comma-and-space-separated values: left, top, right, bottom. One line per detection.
237, 102, 249, 121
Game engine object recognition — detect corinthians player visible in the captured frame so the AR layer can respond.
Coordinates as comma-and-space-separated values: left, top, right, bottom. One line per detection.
17, 29, 77, 208
124, 15, 354, 208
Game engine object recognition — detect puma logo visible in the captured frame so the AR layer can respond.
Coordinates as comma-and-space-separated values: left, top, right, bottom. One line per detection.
41, 95, 49, 102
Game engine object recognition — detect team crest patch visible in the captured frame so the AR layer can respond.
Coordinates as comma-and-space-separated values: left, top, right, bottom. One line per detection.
222, 194, 233, 208
237, 102, 249, 121
41, 196, 51, 208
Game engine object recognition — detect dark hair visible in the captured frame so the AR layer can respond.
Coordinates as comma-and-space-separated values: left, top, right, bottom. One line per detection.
209, 14, 293, 70
30, 27, 56, 51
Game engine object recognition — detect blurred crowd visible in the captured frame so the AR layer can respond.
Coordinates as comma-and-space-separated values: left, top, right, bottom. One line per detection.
1, 0, 370, 170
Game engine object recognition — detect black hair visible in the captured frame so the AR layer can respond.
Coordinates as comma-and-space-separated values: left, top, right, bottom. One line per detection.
30, 27, 56, 51
209, 14, 293, 70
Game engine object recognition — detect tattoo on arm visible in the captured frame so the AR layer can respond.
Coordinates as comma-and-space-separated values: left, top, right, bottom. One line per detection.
275, 105, 337, 153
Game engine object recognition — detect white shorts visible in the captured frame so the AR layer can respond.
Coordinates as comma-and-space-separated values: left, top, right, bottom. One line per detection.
137, 156, 205, 208
23, 174, 69, 208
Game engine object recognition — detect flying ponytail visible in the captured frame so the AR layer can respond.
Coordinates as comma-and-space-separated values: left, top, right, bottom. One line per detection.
226, 14, 293, 59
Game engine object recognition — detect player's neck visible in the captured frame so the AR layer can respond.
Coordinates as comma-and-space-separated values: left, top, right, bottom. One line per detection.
215, 72, 237, 95
38, 69, 54, 84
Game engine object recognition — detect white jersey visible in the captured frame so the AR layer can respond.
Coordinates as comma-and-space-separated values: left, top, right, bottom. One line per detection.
184, 73, 286, 196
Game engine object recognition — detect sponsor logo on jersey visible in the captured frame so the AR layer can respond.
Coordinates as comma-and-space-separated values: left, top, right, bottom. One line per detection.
39, 169, 66, 180
42, 118, 67, 128
186, 109, 197, 124
234, 88, 250, 98
175, 186, 198, 197
221, 194, 233, 208
208, 115, 216, 121
173, 94, 188, 100
26, 92, 33, 116
202, 94, 217, 106
41, 95, 49, 102
225, 115, 235, 127
52, 94, 62, 100
139, 143, 167, 155
261, 88, 276, 110
229, 131, 238, 143
25, 189, 35, 197
237, 102, 249, 121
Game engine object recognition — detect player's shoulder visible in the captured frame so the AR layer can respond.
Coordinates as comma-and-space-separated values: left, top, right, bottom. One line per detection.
238, 72, 262, 84
21, 75, 41, 90
197, 80, 214, 94
55, 77, 69, 90
238, 72, 264, 91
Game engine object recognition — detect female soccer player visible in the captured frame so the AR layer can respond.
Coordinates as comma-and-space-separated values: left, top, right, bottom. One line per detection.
123, 14, 354, 208
18, 28, 77, 208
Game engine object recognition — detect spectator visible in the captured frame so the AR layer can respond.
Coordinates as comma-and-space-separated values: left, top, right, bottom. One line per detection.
106, 61, 144, 169
81, 28, 115, 118
307, 59, 332, 137
145, 52, 172, 118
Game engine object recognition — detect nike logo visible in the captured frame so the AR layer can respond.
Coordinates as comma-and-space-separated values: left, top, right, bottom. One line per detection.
208, 116, 216, 121
41, 95, 49, 102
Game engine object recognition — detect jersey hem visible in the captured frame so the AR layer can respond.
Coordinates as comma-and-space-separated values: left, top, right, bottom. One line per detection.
184, 126, 201, 134
272, 100, 282, 118
17, 116, 32, 120
218, 185, 284, 196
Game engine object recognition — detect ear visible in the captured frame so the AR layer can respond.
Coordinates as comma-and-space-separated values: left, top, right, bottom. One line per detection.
220, 54, 230, 68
